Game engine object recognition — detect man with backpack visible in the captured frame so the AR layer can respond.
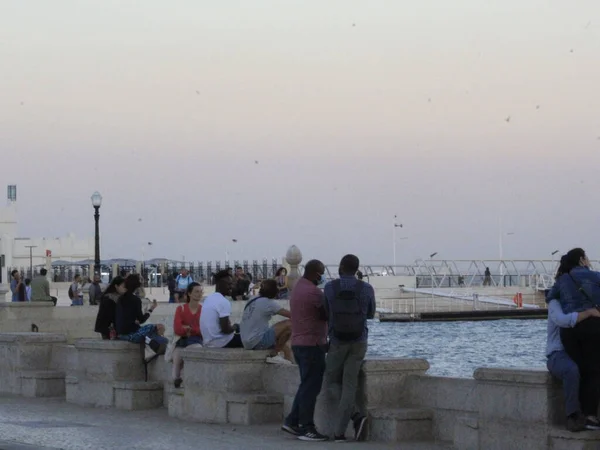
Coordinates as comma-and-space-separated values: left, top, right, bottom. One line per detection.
323, 254, 376, 443
174, 269, 193, 303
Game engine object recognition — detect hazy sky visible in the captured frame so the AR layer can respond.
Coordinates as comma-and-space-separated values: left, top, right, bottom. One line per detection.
1, 1, 600, 265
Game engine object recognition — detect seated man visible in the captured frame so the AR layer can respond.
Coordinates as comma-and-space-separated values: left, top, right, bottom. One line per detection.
200, 269, 244, 348
240, 279, 293, 364
231, 266, 251, 300
30, 269, 58, 306
547, 297, 600, 432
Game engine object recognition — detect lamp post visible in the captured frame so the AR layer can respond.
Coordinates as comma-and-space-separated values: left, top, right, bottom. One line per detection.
24, 245, 37, 278
551, 250, 560, 273
429, 252, 438, 302
90, 191, 102, 276
393, 216, 403, 268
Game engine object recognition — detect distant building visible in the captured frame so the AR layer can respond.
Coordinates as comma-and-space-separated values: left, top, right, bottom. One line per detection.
0, 186, 94, 279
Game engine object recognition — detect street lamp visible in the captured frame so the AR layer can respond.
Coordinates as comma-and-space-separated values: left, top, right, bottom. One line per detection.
551, 250, 560, 273
392, 216, 404, 268
90, 191, 102, 276
25, 245, 37, 278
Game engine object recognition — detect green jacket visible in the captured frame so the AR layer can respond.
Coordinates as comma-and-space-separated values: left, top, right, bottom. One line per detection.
30, 275, 51, 301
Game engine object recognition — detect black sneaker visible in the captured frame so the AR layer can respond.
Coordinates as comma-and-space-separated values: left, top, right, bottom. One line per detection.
281, 424, 301, 436
334, 435, 347, 443
566, 413, 586, 432
585, 416, 600, 430
353, 415, 368, 441
298, 427, 329, 442
173, 378, 183, 389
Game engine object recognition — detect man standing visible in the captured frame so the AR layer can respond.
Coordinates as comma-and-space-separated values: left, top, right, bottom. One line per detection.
89, 274, 104, 306
323, 254, 376, 442
30, 269, 57, 306
10, 270, 22, 302
175, 269, 193, 303
282, 259, 329, 442
199, 269, 243, 348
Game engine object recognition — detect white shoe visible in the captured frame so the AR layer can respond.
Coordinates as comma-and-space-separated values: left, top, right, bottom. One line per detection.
266, 354, 292, 365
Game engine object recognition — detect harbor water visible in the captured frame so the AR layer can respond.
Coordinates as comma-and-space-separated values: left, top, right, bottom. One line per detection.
367, 319, 547, 378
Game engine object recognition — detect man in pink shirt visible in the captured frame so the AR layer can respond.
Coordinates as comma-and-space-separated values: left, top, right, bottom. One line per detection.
281, 259, 329, 442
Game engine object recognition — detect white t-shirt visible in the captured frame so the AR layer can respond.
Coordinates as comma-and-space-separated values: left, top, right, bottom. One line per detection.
200, 292, 235, 348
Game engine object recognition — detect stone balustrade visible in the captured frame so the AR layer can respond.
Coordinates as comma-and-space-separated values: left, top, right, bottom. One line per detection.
0, 331, 599, 448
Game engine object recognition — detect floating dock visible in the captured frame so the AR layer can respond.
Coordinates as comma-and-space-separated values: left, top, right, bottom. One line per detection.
379, 308, 548, 323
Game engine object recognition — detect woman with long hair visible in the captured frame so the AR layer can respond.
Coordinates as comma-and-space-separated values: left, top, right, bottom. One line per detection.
171, 282, 203, 388
275, 267, 289, 299
548, 248, 600, 427
115, 275, 164, 345
94, 276, 127, 339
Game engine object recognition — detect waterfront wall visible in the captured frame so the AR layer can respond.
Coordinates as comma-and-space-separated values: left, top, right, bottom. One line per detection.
0, 331, 597, 448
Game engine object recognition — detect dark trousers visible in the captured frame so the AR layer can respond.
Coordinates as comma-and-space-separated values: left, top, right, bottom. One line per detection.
561, 317, 600, 416
286, 345, 326, 428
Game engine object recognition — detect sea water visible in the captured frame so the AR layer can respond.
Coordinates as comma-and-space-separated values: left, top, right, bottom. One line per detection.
367, 319, 547, 378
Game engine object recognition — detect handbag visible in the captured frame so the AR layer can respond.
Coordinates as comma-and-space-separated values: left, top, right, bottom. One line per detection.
164, 305, 184, 362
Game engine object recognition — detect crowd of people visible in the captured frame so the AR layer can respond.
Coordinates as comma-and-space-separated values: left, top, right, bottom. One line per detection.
545, 247, 600, 432
89, 254, 376, 442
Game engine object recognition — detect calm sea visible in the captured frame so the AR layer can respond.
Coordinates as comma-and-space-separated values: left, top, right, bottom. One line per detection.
367, 319, 547, 378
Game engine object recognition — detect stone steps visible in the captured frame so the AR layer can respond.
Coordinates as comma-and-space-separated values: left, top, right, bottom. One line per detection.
369, 407, 434, 442
549, 428, 600, 450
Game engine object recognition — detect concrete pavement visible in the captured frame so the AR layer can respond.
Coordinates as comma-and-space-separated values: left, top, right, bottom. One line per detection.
0, 395, 453, 450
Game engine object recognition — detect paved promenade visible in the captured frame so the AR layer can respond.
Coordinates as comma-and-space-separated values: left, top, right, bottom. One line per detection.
0, 395, 453, 450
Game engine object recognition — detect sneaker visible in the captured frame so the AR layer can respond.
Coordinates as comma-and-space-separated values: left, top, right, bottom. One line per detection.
266, 355, 293, 365
281, 424, 301, 436
173, 378, 183, 389
566, 413, 587, 432
298, 427, 329, 441
585, 416, 600, 430
353, 415, 368, 441
334, 435, 347, 443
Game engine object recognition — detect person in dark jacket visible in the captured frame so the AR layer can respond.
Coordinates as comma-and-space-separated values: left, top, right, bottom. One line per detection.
94, 276, 126, 339
116, 275, 163, 343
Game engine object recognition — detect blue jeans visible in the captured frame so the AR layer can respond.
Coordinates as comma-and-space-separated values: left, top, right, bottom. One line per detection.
253, 327, 276, 350
547, 350, 581, 416
169, 294, 175, 303
286, 345, 326, 428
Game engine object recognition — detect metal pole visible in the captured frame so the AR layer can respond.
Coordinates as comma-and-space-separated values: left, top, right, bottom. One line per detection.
94, 205, 100, 276
25, 245, 37, 277
393, 224, 396, 268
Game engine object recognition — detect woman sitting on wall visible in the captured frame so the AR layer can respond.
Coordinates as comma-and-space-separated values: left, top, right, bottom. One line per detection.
547, 248, 600, 428
116, 275, 167, 353
171, 282, 204, 388
94, 276, 126, 339
275, 267, 289, 299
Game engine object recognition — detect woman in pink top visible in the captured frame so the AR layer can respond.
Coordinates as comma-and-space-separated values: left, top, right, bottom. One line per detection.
172, 282, 203, 388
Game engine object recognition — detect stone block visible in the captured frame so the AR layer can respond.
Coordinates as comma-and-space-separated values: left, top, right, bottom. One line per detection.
549, 428, 600, 450
474, 368, 560, 425
477, 419, 548, 450
182, 348, 270, 393
71, 378, 115, 407
454, 415, 479, 450
74, 339, 145, 382
113, 381, 164, 410
65, 375, 79, 403
0, 332, 67, 396
20, 370, 65, 398
50, 344, 77, 374
362, 358, 430, 409
369, 407, 433, 442
226, 393, 283, 425
167, 386, 185, 419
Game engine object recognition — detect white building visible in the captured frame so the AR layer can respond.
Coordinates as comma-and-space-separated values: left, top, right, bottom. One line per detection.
0, 189, 94, 275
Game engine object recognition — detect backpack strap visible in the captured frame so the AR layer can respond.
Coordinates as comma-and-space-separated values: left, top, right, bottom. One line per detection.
244, 296, 262, 311
568, 273, 592, 301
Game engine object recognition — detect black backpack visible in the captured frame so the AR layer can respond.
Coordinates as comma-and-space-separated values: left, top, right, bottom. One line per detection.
68, 285, 74, 299
330, 280, 365, 341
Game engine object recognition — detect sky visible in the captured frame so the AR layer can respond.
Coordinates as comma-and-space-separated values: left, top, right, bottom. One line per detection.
1, 0, 600, 266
